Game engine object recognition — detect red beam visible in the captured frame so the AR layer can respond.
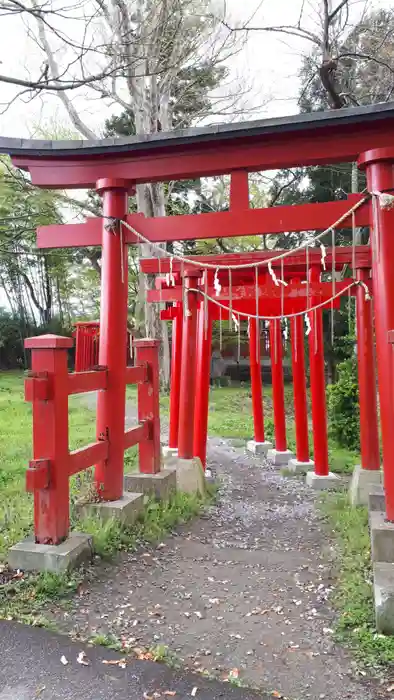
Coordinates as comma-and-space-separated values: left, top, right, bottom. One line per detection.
125, 365, 148, 384
124, 423, 149, 450
69, 440, 109, 477
68, 369, 107, 395
141, 245, 371, 274
37, 197, 369, 248
11, 120, 394, 188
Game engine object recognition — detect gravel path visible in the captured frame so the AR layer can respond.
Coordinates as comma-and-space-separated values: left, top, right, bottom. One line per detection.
60, 395, 375, 699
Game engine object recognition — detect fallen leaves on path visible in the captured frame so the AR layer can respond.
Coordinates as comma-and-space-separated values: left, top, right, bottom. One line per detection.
77, 651, 89, 666
60, 655, 68, 666
191, 688, 198, 697
102, 658, 127, 669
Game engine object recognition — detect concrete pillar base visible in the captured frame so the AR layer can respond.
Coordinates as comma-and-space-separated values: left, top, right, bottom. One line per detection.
124, 470, 176, 500
374, 562, 394, 634
369, 485, 386, 513
305, 471, 340, 490
267, 448, 295, 466
370, 510, 394, 563
349, 465, 383, 506
288, 458, 315, 474
171, 456, 206, 495
246, 440, 273, 456
8, 533, 92, 573
76, 492, 144, 526
162, 446, 178, 463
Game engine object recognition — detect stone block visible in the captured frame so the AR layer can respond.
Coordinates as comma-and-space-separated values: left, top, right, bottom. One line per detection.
349, 465, 382, 507
374, 562, 394, 634
8, 533, 92, 573
369, 485, 386, 513
370, 510, 394, 563
124, 470, 176, 500
246, 440, 273, 456
267, 448, 295, 466
171, 456, 206, 495
305, 471, 341, 490
287, 458, 315, 474
77, 492, 144, 527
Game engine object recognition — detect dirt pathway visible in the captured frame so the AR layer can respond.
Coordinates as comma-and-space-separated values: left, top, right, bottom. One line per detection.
61, 396, 373, 699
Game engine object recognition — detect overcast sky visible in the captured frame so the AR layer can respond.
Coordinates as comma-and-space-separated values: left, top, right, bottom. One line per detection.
0, 0, 391, 138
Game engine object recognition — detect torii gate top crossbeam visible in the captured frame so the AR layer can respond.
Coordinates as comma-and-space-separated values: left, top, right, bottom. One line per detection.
1, 102, 394, 188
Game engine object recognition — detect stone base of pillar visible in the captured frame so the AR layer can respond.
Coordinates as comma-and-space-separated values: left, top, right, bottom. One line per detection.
374, 562, 394, 634
246, 440, 273, 456
288, 458, 315, 474
370, 510, 394, 563
369, 485, 386, 513
305, 471, 340, 490
349, 464, 383, 507
8, 533, 92, 573
76, 492, 144, 526
267, 448, 295, 466
170, 456, 206, 495
124, 470, 176, 500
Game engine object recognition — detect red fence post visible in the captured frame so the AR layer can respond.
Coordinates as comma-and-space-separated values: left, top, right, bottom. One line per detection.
193, 303, 213, 469
178, 271, 200, 460
290, 314, 311, 468
359, 150, 394, 517
249, 317, 265, 443
268, 319, 293, 464
134, 339, 161, 474
168, 303, 183, 451
95, 179, 129, 500
25, 334, 73, 544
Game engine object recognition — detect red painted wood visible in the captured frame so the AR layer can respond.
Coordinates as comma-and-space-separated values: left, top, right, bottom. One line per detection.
290, 315, 310, 463
249, 318, 265, 443
355, 268, 380, 471
308, 268, 329, 476
12, 120, 394, 188
95, 182, 129, 499
359, 150, 394, 518
25, 459, 50, 492
230, 171, 249, 210
69, 441, 109, 476
178, 273, 200, 459
193, 305, 213, 468
68, 370, 107, 395
169, 304, 183, 450
124, 423, 150, 451
37, 197, 370, 248
270, 319, 287, 452
134, 339, 161, 474
25, 336, 71, 544
125, 365, 148, 385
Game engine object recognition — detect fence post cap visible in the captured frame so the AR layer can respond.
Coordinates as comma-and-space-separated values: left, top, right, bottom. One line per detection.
133, 338, 161, 348
25, 334, 74, 350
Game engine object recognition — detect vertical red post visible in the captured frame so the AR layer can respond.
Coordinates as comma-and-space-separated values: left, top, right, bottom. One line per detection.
168, 303, 183, 450
135, 339, 161, 474
359, 150, 394, 518
270, 319, 287, 452
308, 268, 329, 476
249, 317, 265, 443
177, 271, 200, 460
355, 268, 380, 471
193, 303, 213, 468
25, 334, 73, 544
95, 179, 129, 500
290, 314, 310, 463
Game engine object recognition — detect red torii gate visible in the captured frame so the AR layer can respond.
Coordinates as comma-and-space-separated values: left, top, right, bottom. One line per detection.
142, 246, 378, 487
1, 103, 394, 581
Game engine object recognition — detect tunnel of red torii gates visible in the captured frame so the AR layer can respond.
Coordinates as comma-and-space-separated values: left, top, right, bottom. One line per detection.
140, 244, 375, 482
2, 101, 394, 562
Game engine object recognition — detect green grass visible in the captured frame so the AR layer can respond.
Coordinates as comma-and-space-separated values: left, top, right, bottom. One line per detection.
321, 493, 394, 669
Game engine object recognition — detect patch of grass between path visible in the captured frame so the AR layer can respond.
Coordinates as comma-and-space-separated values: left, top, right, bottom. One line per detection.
321, 492, 394, 670
0, 488, 214, 625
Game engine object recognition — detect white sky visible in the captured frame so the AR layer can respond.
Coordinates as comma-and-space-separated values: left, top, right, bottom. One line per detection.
0, 0, 392, 139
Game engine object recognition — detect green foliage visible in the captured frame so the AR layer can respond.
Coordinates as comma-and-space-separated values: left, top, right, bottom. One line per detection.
327, 357, 360, 451
321, 493, 394, 668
